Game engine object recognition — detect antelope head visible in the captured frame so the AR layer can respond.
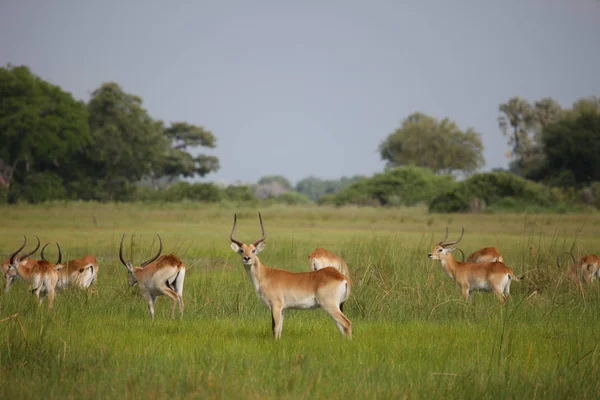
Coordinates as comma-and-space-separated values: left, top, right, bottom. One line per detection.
229, 212, 267, 269
428, 227, 465, 260
119, 234, 163, 286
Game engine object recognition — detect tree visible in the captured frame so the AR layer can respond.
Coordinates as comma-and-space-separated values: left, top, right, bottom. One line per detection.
157, 122, 220, 184
539, 104, 600, 187
69, 82, 169, 200
257, 175, 293, 191
498, 97, 534, 159
379, 112, 484, 176
498, 96, 563, 178
0, 65, 89, 197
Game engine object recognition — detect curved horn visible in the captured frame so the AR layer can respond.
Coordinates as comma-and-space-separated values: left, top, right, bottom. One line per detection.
568, 251, 577, 265
252, 212, 267, 246
119, 234, 129, 268
140, 234, 163, 267
437, 227, 449, 245
9, 235, 27, 265
457, 248, 466, 262
443, 226, 464, 247
55, 243, 62, 265
41, 243, 50, 261
230, 214, 243, 247
21, 235, 40, 259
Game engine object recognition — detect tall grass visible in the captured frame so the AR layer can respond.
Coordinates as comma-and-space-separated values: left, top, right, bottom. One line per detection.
1, 203, 599, 399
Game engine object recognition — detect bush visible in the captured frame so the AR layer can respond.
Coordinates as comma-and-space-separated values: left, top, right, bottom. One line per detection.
160, 182, 222, 202
328, 166, 456, 207
223, 185, 256, 202
10, 172, 67, 203
429, 171, 554, 213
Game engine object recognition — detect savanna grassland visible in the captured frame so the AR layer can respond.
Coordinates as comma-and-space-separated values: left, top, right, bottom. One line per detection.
1, 203, 600, 399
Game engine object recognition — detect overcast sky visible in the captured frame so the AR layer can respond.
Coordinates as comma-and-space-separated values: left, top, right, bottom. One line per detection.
1, 0, 599, 185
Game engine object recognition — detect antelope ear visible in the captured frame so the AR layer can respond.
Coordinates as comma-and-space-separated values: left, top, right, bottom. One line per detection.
230, 242, 240, 253
255, 241, 266, 254
10, 257, 20, 268
446, 246, 456, 252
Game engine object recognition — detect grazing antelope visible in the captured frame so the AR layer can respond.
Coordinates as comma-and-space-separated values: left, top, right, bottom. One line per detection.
7, 238, 64, 309
559, 252, 600, 283
308, 248, 352, 311
308, 248, 351, 276
2, 235, 41, 292
428, 227, 523, 303
466, 247, 504, 263
119, 234, 185, 320
54, 251, 99, 291
230, 213, 352, 339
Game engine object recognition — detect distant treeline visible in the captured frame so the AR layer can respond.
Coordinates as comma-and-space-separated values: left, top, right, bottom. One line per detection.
1, 64, 599, 212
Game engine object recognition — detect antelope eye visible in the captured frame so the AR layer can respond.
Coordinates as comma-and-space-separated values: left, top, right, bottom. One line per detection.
238, 249, 244, 254
438, 249, 443, 252
252, 249, 256, 254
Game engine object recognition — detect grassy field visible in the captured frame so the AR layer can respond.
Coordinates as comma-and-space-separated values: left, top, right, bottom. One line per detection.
1, 202, 600, 399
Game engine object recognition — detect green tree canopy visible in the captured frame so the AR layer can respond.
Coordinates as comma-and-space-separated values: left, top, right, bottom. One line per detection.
498, 96, 563, 178
257, 175, 293, 191
540, 104, 600, 187
158, 122, 220, 183
379, 112, 484, 176
0, 65, 89, 194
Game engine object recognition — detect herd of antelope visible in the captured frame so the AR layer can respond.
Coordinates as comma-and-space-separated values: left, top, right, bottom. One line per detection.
2, 213, 599, 339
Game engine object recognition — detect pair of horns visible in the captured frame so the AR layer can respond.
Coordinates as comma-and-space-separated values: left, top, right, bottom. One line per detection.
9, 235, 49, 264
230, 212, 267, 247
437, 226, 465, 247
119, 234, 163, 268
40, 242, 62, 265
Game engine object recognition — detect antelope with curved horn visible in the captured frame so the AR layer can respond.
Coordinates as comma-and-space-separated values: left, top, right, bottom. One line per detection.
428, 227, 523, 303
118, 234, 185, 320
7, 237, 64, 309
230, 213, 352, 339
2, 235, 41, 292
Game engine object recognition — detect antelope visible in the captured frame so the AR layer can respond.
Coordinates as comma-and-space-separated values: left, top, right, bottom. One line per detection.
7, 238, 64, 309
308, 248, 351, 276
53, 251, 99, 291
2, 235, 41, 292
308, 248, 352, 311
466, 247, 504, 263
230, 213, 352, 339
118, 234, 185, 320
558, 252, 600, 283
428, 227, 523, 303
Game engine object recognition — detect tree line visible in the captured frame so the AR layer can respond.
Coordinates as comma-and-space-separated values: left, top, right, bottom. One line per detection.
1, 64, 599, 209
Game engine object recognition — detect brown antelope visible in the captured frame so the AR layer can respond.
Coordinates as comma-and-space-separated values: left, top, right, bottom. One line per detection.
558, 252, 600, 283
230, 213, 352, 339
308, 248, 351, 276
2, 235, 40, 292
428, 227, 523, 303
308, 248, 352, 311
466, 247, 504, 263
7, 238, 64, 309
53, 252, 99, 291
119, 234, 185, 320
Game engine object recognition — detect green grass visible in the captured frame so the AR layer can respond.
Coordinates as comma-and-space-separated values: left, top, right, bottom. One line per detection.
1, 203, 600, 399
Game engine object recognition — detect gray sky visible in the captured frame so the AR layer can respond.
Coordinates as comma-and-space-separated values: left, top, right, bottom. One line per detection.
1, 0, 599, 185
